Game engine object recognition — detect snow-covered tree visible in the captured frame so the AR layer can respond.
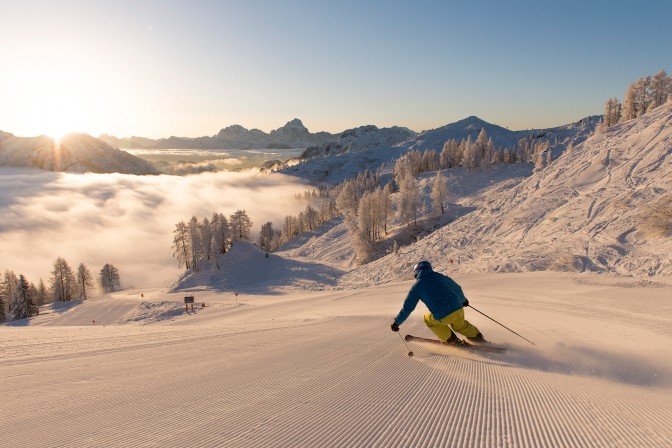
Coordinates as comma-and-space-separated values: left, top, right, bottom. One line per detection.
440, 139, 462, 169
77, 263, 94, 300
259, 222, 276, 252
421, 149, 440, 172
461, 136, 480, 172
532, 140, 550, 172
397, 175, 421, 227
475, 128, 492, 170
0, 270, 18, 321
431, 170, 449, 215
99, 264, 121, 293
10, 274, 39, 320
35, 279, 49, 306
650, 69, 670, 108
336, 179, 359, 219
0, 292, 5, 323
604, 98, 622, 128
172, 220, 192, 270
230, 210, 253, 243
304, 205, 319, 231
50, 257, 77, 302
211, 213, 230, 256
188, 216, 202, 269
622, 83, 638, 121
200, 217, 213, 262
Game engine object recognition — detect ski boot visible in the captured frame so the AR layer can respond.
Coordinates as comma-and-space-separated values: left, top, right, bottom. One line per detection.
467, 332, 486, 343
444, 332, 465, 346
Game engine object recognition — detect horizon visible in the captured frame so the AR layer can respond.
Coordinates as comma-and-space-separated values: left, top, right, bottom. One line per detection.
1, 1, 671, 139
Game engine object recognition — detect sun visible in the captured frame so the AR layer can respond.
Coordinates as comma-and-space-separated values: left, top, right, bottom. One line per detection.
31, 101, 91, 141
7, 66, 99, 140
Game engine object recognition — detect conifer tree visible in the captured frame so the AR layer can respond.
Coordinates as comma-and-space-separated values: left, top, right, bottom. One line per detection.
11, 274, 39, 320
172, 220, 192, 270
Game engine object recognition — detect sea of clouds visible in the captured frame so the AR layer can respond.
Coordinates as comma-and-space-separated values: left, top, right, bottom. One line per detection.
0, 168, 312, 289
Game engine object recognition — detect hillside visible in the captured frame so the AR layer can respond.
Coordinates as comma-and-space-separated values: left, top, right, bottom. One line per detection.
277, 115, 598, 185
406, 115, 599, 155
341, 103, 672, 287
0, 133, 159, 174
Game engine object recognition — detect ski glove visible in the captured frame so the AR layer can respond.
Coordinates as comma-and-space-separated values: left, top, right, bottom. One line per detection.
462, 299, 469, 307
391, 322, 400, 332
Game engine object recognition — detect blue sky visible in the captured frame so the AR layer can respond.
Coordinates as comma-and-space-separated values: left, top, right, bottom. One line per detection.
0, 0, 670, 138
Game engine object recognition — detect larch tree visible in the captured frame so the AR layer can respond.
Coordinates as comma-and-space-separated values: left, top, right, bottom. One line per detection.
77, 263, 94, 300
431, 171, 449, 215
100, 264, 121, 293
200, 217, 213, 262
259, 222, 276, 252
172, 220, 192, 270
229, 210, 253, 243
50, 257, 77, 302
397, 174, 421, 227
0, 292, 5, 323
650, 69, 670, 108
188, 216, 202, 269
211, 213, 231, 256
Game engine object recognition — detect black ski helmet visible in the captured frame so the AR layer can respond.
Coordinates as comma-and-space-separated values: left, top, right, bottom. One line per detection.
413, 260, 432, 278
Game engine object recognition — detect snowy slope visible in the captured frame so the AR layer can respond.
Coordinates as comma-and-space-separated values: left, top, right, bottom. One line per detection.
341, 104, 672, 287
2, 271, 672, 447
278, 115, 597, 185
171, 241, 345, 292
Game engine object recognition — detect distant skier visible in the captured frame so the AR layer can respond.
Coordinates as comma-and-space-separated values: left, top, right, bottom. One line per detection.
391, 261, 485, 344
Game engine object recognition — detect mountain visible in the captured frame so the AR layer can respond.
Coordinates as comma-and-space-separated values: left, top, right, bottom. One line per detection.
276, 114, 598, 185
340, 103, 672, 286
275, 124, 416, 183
0, 133, 159, 174
146, 119, 337, 150
98, 134, 158, 149
406, 115, 600, 153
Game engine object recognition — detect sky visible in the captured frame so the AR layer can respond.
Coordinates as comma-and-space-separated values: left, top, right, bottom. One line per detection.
1, 0, 670, 139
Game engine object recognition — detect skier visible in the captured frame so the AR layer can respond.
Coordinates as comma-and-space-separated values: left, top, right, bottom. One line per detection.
390, 260, 485, 345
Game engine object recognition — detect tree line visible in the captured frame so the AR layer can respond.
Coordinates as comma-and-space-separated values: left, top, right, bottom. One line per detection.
172, 193, 340, 272
602, 70, 671, 129
1, 259, 121, 323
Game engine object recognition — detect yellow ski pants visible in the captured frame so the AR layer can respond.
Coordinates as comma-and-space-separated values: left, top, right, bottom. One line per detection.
424, 308, 480, 342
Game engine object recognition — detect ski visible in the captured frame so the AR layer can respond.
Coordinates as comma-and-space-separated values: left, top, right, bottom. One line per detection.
404, 334, 507, 354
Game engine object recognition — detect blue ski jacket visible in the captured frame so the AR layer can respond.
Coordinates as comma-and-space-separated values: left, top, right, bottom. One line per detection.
394, 268, 467, 325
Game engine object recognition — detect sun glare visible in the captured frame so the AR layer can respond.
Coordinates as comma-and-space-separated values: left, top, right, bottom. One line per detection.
9, 65, 99, 139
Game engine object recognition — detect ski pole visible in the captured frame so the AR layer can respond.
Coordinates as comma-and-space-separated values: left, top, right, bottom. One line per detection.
467, 305, 535, 346
397, 332, 414, 357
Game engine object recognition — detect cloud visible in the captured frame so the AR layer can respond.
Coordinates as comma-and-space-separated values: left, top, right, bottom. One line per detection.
0, 168, 312, 288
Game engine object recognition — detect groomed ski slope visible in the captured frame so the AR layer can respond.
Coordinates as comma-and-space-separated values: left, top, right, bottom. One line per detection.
2, 272, 672, 447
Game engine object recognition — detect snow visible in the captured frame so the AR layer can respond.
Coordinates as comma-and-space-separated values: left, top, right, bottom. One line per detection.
2, 270, 672, 447
3, 104, 672, 447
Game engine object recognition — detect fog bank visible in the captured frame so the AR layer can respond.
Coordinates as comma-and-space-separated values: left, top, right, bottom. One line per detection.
0, 168, 311, 288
